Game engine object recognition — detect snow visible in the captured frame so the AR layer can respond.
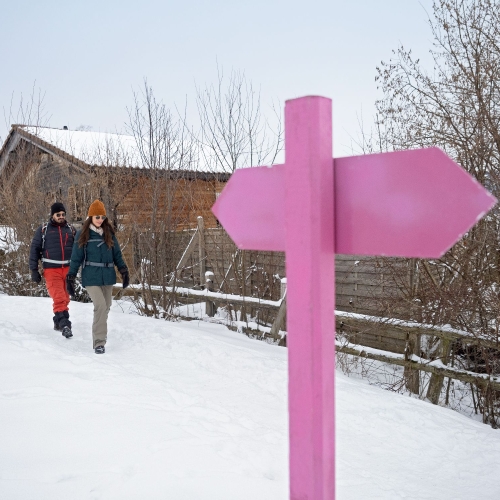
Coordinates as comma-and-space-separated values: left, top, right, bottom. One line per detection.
0, 226, 19, 253
149, 283, 283, 309
22, 126, 142, 168
20, 126, 226, 173
1, 295, 500, 499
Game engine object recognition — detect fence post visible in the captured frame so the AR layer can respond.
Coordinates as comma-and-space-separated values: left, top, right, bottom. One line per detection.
404, 332, 421, 394
197, 216, 206, 288
280, 277, 287, 299
205, 270, 216, 317
426, 338, 452, 404
270, 294, 287, 346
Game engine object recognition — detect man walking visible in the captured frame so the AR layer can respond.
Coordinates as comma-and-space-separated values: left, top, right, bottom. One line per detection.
30, 202, 75, 338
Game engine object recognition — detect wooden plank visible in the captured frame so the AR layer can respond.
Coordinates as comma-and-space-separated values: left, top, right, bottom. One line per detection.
337, 343, 500, 391
340, 335, 406, 354
340, 327, 409, 342
335, 275, 388, 284
335, 265, 382, 274
426, 338, 452, 404
338, 314, 500, 351
270, 294, 287, 343
169, 228, 199, 284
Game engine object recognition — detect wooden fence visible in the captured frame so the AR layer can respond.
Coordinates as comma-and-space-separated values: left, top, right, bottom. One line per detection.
114, 281, 500, 404
336, 311, 500, 399
115, 218, 500, 418
122, 217, 428, 350
140, 217, 400, 316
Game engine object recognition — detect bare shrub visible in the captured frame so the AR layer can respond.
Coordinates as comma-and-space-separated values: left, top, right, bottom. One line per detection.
346, 0, 500, 426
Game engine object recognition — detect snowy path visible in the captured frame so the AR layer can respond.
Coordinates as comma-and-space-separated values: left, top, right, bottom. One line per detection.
1, 295, 499, 499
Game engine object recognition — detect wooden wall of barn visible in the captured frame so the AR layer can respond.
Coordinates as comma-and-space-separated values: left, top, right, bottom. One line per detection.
113, 175, 227, 270
115, 175, 225, 231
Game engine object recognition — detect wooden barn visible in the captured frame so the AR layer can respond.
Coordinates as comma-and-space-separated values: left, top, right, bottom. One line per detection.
0, 124, 230, 272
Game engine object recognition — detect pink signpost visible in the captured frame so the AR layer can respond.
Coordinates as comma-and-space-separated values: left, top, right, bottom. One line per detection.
212, 96, 496, 500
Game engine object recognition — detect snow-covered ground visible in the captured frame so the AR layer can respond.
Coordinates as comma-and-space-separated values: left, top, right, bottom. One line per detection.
1, 295, 499, 499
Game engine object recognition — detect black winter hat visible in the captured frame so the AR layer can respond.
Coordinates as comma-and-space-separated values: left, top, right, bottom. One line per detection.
50, 202, 66, 216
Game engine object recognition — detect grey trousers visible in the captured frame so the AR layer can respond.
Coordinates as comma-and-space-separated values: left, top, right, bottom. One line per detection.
86, 285, 113, 348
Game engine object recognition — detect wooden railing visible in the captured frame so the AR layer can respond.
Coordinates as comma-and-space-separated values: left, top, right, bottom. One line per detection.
112, 284, 500, 399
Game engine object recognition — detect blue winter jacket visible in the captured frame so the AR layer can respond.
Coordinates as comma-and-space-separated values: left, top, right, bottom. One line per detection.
69, 229, 127, 287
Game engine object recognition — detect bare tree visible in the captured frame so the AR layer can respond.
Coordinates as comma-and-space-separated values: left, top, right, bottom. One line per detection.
195, 66, 283, 173
364, 0, 500, 426
0, 85, 53, 295
191, 67, 285, 326
126, 81, 200, 317
1, 82, 50, 145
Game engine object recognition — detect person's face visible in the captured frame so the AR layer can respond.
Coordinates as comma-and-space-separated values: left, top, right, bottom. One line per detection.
92, 215, 106, 227
52, 211, 66, 223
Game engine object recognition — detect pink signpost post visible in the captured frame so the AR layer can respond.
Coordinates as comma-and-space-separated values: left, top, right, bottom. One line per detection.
212, 96, 496, 500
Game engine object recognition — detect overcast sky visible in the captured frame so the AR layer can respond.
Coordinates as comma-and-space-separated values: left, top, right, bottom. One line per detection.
1, 0, 436, 158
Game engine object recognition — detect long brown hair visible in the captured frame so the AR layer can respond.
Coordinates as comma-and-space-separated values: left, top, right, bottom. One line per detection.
78, 217, 115, 248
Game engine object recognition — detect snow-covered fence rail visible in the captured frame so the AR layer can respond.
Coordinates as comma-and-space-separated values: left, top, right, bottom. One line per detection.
114, 281, 500, 394
336, 340, 500, 392
117, 284, 282, 311
114, 283, 287, 343
337, 310, 500, 353
336, 310, 500, 406
116, 280, 500, 355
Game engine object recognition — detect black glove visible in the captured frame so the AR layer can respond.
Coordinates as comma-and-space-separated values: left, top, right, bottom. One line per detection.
66, 274, 76, 297
31, 270, 41, 283
119, 267, 130, 289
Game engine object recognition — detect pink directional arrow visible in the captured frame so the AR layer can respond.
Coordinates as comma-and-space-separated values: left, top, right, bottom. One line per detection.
213, 150, 496, 258
211, 96, 496, 500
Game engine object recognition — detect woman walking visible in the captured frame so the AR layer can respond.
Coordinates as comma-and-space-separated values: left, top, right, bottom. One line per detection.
66, 200, 129, 354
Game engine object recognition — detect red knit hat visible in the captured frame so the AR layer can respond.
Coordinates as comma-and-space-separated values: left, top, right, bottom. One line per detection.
88, 200, 106, 217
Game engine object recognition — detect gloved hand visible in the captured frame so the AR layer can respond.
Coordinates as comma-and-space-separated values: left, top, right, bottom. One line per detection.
119, 267, 130, 289
31, 269, 41, 283
66, 274, 77, 297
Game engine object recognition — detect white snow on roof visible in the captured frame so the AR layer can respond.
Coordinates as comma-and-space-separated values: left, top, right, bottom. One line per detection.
21, 126, 221, 173
22, 126, 142, 167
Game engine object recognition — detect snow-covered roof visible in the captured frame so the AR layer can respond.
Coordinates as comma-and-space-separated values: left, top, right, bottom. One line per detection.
18, 126, 227, 174
22, 126, 142, 168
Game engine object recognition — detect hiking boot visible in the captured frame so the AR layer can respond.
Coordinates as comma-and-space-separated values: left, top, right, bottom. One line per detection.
61, 326, 73, 338
54, 312, 71, 333
95, 346, 105, 354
